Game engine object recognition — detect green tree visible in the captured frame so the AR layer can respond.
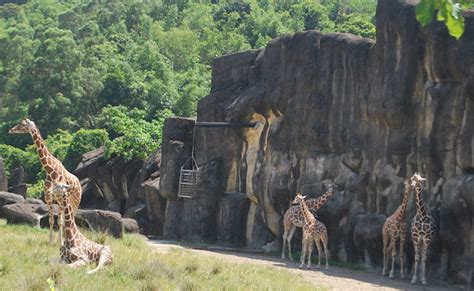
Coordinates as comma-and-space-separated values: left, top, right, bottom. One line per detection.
416, 0, 472, 39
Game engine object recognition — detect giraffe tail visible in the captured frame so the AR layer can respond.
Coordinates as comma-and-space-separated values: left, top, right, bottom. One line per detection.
87, 246, 113, 275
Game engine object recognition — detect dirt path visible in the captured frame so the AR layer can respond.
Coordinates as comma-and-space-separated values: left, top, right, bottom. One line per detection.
148, 240, 460, 291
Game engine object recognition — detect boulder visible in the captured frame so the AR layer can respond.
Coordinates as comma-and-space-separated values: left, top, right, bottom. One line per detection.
0, 191, 24, 211
75, 209, 123, 238
216, 192, 249, 247
143, 178, 166, 235
163, 157, 224, 243
438, 175, 474, 285
122, 218, 139, 234
159, 118, 195, 200
0, 158, 7, 191
2, 202, 49, 227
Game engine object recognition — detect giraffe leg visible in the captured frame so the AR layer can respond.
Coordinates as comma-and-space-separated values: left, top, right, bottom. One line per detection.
282, 228, 288, 259
67, 259, 88, 268
58, 206, 63, 246
389, 236, 397, 279
315, 238, 322, 269
287, 225, 296, 261
87, 246, 113, 275
382, 232, 389, 276
411, 239, 421, 284
399, 227, 407, 279
306, 239, 313, 269
322, 234, 329, 270
300, 237, 308, 269
47, 201, 55, 244
420, 239, 430, 285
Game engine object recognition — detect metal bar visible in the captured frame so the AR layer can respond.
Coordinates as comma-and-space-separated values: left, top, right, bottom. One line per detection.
195, 122, 259, 129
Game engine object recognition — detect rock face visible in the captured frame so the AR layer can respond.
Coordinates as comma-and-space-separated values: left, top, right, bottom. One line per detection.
0, 158, 7, 191
75, 209, 123, 238
159, 0, 474, 286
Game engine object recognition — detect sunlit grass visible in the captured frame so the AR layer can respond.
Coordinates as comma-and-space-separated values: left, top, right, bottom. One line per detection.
0, 220, 321, 290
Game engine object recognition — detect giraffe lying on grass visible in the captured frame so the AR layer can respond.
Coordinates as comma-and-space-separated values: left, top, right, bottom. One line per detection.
51, 183, 113, 274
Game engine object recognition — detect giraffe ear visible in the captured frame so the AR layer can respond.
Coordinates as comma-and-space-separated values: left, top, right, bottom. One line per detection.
302, 195, 307, 199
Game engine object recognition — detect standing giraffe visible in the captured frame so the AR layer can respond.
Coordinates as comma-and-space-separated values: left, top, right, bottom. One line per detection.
51, 183, 113, 274
382, 178, 413, 278
9, 119, 82, 244
292, 193, 329, 269
410, 173, 435, 285
282, 182, 335, 260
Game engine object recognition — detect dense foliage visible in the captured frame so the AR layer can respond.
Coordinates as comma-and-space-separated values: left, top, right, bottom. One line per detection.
0, 0, 376, 195
416, 0, 473, 39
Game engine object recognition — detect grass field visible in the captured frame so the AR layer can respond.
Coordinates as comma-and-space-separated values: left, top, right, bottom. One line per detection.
0, 220, 321, 290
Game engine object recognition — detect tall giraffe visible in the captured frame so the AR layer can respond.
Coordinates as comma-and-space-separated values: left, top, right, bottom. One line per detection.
292, 193, 329, 269
382, 178, 413, 278
51, 183, 113, 274
410, 173, 435, 285
9, 119, 82, 244
282, 182, 335, 260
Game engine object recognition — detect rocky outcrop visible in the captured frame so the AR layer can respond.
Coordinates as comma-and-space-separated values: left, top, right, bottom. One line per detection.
75, 209, 123, 238
7, 166, 27, 197
2, 202, 49, 227
0, 191, 24, 209
158, 0, 474, 286
0, 158, 7, 191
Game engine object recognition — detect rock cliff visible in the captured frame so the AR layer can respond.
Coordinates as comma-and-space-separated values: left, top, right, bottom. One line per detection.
159, 0, 473, 286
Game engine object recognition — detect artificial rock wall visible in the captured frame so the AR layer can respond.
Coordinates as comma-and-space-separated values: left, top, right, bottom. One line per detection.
160, 0, 473, 286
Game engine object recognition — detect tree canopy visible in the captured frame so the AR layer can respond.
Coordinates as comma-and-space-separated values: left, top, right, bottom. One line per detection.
0, 0, 377, 195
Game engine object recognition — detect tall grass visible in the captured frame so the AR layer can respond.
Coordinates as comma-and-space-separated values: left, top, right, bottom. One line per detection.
0, 220, 321, 290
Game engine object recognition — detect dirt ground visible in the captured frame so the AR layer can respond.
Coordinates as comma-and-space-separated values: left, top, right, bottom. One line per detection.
148, 240, 462, 291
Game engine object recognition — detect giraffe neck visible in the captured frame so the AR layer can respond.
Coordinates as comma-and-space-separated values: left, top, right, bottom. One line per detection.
298, 198, 315, 225
29, 127, 52, 170
396, 186, 411, 219
308, 190, 334, 211
414, 185, 428, 217
61, 194, 79, 241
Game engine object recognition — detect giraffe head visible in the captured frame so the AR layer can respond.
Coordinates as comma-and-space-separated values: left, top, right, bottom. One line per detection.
410, 172, 426, 187
51, 183, 72, 200
292, 193, 306, 204
9, 118, 36, 134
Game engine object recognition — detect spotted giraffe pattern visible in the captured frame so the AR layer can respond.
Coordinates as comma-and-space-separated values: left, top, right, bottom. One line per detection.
292, 193, 329, 269
410, 173, 435, 285
282, 183, 335, 260
382, 178, 413, 278
9, 119, 82, 244
52, 183, 113, 274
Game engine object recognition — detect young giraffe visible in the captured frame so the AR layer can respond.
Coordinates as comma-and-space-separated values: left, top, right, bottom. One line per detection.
51, 183, 113, 274
410, 173, 435, 285
292, 193, 329, 269
9, 119, 82, 244
382, 178, 413, 278
282, 182, 335, 260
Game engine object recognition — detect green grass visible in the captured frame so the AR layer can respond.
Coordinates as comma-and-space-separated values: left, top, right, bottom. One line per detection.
0, 220, 321, 290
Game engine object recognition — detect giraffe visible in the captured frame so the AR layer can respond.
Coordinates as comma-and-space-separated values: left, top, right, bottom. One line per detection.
9, 119, 82, 244
292, 193, 329, 269
51, 183, 113, 274
282, 182, 336, 260
382, 178, 413, 278
410, 173, 435, 285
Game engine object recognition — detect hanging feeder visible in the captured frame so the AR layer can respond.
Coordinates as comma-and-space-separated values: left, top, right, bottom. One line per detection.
177, 121, 260, 199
